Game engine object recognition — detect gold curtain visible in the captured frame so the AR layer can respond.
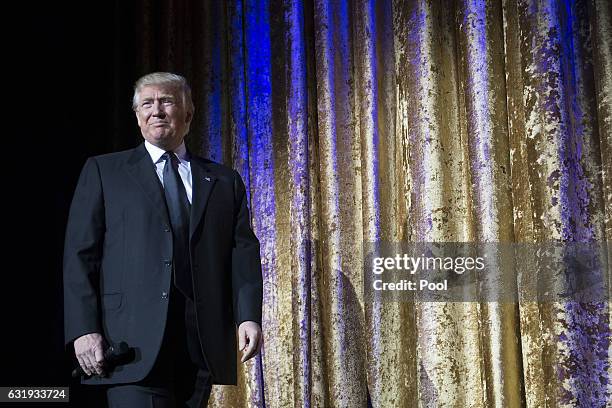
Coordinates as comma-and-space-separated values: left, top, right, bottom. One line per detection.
121, 0, 611, 406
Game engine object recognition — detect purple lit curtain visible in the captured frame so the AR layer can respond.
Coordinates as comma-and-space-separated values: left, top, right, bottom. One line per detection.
119, 0, 611, 406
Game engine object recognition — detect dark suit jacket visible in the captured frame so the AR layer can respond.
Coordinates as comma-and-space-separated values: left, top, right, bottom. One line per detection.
63, 143, 262, 385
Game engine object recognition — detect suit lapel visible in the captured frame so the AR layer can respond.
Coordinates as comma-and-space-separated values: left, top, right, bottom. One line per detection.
125, 143, 171, 227
189, 155, 217, 238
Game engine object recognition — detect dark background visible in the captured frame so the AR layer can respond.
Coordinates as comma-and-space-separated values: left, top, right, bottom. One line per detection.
9, 1, 254, 404
6, 3, 164, 406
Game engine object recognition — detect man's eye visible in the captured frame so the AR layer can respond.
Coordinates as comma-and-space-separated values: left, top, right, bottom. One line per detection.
141, 102, 152, 108
162, 99, 174, 105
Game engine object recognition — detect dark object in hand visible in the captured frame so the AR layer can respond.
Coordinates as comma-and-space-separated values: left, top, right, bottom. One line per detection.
72, 342, 132, 378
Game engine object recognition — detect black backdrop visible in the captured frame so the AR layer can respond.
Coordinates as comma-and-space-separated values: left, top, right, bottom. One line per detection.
6, 3, 161, 406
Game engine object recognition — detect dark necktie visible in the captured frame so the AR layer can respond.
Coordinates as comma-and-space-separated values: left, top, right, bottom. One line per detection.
162, 152, 193, 300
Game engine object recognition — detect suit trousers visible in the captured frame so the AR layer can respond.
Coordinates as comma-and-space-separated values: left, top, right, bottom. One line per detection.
107, 283, 212, 407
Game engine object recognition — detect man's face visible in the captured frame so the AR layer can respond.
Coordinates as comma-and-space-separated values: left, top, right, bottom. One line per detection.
134, 84, 192, 150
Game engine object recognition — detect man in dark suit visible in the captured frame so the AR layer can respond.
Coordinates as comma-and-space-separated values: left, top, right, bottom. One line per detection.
63, 72, 263, 407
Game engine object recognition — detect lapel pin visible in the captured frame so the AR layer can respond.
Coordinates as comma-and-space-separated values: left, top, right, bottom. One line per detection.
204, 177, 211, 182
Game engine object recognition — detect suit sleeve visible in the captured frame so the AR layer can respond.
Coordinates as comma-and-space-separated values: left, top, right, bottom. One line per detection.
63, 157, 105, 345
231, 170, 263, 326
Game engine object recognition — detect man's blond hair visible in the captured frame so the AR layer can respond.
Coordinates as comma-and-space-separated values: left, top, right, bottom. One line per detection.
132, 72, 194, 114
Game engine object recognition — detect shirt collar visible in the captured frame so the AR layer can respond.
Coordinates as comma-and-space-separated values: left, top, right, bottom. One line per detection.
144, 140, 189, 164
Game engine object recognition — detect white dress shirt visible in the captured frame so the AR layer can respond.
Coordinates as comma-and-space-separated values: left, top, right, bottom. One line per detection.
144, 140, 193, 204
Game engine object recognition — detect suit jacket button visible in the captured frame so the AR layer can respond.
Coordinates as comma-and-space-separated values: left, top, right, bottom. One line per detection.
164, 260, 172, 266
164, 226, 171, 232
161, 291, 168, 299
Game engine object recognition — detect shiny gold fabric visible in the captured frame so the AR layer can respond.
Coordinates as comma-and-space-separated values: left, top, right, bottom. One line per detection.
122, 0, 611, 406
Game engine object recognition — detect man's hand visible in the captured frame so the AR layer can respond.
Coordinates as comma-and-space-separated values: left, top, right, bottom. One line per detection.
73, 333, 107, 376
238, 321, 263, 363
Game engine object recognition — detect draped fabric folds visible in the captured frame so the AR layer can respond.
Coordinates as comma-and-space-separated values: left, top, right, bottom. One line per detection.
112, 0, 611, 406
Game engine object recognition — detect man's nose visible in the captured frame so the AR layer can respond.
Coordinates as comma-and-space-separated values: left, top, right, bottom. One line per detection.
152, 101, 165, 116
